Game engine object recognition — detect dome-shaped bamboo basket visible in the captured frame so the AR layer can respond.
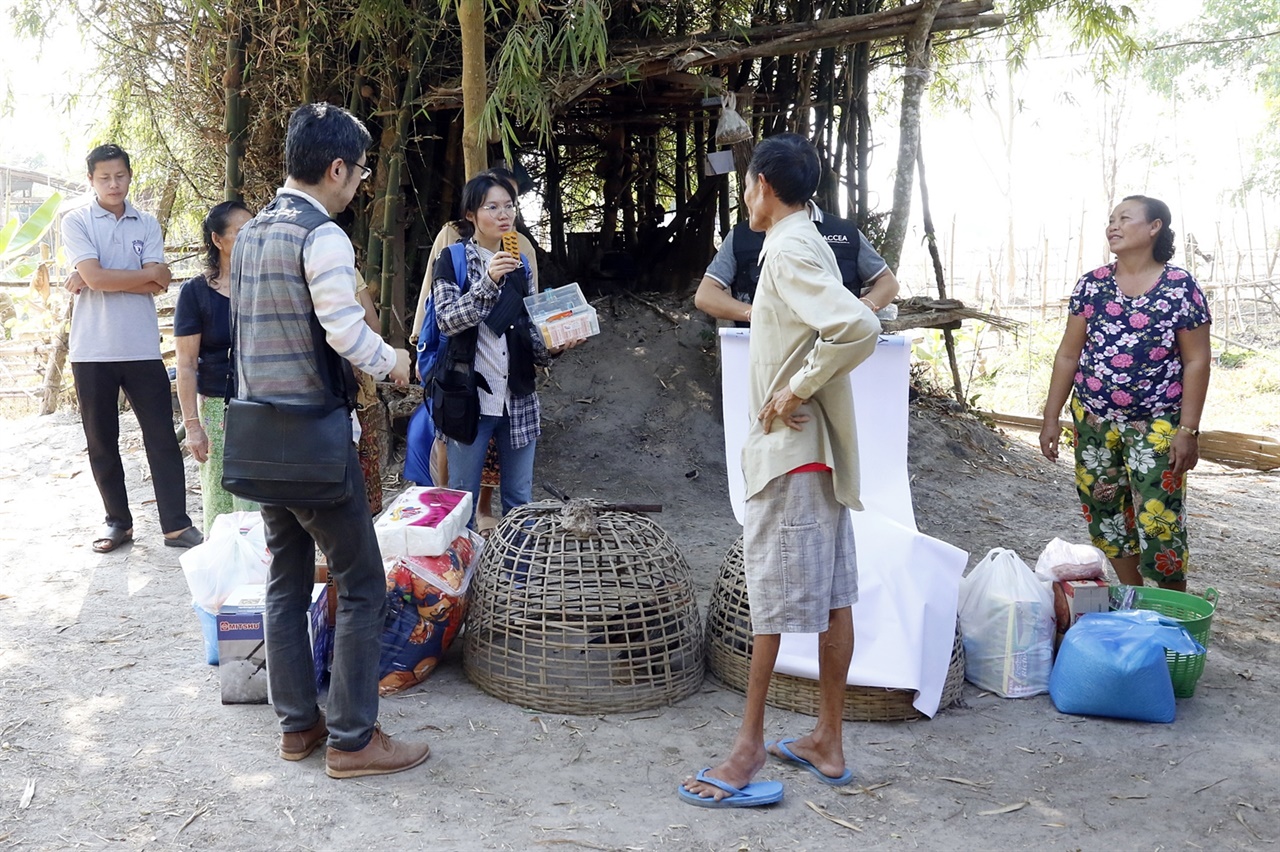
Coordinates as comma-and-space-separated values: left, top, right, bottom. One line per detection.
706, 535, 965, 722
463, 500, 705, 713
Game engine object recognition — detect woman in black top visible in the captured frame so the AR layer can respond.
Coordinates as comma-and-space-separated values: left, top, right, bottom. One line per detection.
174, 200, 256, 529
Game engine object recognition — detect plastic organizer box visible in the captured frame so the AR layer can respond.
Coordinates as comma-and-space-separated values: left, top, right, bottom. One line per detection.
523, 283, 600, 348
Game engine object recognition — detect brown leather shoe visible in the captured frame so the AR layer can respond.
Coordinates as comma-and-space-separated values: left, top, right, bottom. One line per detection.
279, 714, 327, 761
325, 726, 430, 779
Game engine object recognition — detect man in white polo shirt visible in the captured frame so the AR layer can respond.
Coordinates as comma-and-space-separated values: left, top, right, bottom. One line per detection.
62, 144, 200, 553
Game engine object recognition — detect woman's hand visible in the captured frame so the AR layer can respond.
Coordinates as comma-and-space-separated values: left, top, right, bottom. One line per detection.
548, 336, 587, 356
487, 251, 522, 284
1039, 417, 1061, 462
185, 421, 210, 463
1168, 428, 1200, 477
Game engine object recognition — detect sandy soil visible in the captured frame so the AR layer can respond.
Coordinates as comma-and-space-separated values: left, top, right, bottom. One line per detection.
1, 293, 1278, 851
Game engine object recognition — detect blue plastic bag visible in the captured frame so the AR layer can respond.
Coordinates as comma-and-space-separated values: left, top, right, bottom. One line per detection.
403, 402, 435, 486
1049, 610, 1205, 723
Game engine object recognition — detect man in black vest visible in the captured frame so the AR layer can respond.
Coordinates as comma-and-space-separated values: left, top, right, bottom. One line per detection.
695, 201, 899, 325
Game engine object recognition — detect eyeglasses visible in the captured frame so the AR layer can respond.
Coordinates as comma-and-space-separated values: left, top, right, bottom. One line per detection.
481, 203, 517, 215
350, 160, 372, 181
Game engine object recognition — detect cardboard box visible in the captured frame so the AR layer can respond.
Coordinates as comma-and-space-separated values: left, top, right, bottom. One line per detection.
374, 487, 473, 559
1053, 579, 1110, 642
218, 583, 329, 704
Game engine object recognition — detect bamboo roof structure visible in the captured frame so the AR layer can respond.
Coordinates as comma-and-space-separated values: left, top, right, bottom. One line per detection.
421, 0, 1003, 115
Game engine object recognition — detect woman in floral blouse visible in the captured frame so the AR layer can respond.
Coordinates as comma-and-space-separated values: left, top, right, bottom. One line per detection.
1040, 195, 1212, 591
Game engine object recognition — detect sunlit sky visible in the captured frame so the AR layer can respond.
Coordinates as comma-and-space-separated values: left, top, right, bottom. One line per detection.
0, 0, 1271, 299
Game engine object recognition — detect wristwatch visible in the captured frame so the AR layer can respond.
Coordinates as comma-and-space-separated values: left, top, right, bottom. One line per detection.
1182, 426, 1201, 437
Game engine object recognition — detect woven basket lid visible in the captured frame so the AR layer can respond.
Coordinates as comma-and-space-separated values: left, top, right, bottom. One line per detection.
463, 500, 706, 714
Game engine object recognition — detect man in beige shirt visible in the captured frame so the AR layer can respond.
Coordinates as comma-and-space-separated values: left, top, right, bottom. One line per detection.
681, 134, 881, 808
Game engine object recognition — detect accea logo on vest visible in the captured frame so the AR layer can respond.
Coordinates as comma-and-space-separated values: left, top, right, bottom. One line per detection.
824, 234, 850, 243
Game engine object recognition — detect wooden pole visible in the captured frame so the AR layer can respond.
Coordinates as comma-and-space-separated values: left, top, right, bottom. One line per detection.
223, 15, 247, 202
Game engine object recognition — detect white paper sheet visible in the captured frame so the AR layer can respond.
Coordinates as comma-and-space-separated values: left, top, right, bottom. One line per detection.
719, 329, 968, 716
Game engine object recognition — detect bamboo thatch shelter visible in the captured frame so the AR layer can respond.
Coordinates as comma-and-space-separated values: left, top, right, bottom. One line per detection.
96, 0, 1003, 342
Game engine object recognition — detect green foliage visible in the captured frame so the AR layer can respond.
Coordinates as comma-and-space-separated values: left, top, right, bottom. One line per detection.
1217, 349, 1251, 370
1143, 0, 1280, 193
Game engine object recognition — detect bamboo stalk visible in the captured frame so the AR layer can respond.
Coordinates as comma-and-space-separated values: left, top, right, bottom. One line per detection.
223, 14, 248, 202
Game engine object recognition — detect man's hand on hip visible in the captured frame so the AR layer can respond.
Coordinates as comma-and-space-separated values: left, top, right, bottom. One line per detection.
758, 386, 810, 434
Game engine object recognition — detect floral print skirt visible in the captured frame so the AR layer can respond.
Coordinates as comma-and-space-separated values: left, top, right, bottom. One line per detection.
1071, 396, 1190, 584
197, 396, 259, 530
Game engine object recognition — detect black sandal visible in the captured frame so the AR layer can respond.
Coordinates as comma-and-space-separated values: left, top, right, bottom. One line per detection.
92, 525, 133, 553
164, 527, 204, 549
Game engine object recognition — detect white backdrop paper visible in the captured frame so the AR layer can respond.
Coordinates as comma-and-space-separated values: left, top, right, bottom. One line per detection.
719, 329, 968, 715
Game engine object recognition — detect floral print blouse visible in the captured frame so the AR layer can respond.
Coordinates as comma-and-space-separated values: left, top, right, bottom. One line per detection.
1068, 263, 1211, 422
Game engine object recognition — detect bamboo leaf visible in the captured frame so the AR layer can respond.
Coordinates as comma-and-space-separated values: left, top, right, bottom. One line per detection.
805, 800, 863, 832
978, 801, 1029, 816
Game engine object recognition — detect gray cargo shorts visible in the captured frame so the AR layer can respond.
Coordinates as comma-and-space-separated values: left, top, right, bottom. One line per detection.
742, 470, 858, 635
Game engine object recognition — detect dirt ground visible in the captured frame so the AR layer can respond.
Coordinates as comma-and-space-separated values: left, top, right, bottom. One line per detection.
2, 293, 1278, 851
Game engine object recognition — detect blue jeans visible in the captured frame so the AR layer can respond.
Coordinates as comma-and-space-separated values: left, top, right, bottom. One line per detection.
446, 414, 536, 525
260, 446, 385, 752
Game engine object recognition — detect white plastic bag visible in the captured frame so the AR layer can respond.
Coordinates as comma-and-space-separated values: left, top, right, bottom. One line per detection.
958, 547, 1056, 698
181, 511, 272, 614
715, 92, 751, 145
1034, 537, 1108, 582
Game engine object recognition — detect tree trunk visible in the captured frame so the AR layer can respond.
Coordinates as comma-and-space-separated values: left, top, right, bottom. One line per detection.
916, 141, 964, 406
39, 295, 73, 416
459, 0, 488, 176
881, 0, 944, 270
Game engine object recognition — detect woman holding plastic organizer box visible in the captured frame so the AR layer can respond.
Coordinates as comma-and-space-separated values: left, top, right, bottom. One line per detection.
429, 172, 586, 526
1040, 195, 1212, 592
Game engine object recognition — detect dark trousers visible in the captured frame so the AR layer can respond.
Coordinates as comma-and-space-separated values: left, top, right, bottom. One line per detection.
260, 446, 386, 752
72, 360, 192, 533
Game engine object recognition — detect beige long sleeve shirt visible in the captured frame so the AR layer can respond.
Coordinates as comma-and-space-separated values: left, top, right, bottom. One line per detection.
743, 209, 881, 508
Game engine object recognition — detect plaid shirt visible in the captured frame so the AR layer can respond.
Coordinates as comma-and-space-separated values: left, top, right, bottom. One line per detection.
432, 239, 549, 449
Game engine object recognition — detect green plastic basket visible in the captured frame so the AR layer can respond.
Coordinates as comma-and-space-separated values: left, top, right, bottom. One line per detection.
1127, 586, 1218, 698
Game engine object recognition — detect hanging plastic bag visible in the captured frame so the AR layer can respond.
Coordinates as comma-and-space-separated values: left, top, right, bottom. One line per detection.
181, 511, 272, 615
1049, 610, 1204, 723
1034, 537, 1108, 582
714, 91, 751, 145
958, 547, 1055, 697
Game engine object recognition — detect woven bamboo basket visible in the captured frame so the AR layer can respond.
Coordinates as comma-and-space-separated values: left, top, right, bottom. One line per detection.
463, 500, 705, 714
706, 535, 965, 722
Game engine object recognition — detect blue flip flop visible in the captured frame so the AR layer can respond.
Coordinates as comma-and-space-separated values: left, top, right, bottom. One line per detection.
767, 738, 854, 786
678, 768, 784, 808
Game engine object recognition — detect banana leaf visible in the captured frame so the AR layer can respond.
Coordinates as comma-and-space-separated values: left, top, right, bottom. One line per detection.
0, 193, 63, 263
0, 217, 18, 256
